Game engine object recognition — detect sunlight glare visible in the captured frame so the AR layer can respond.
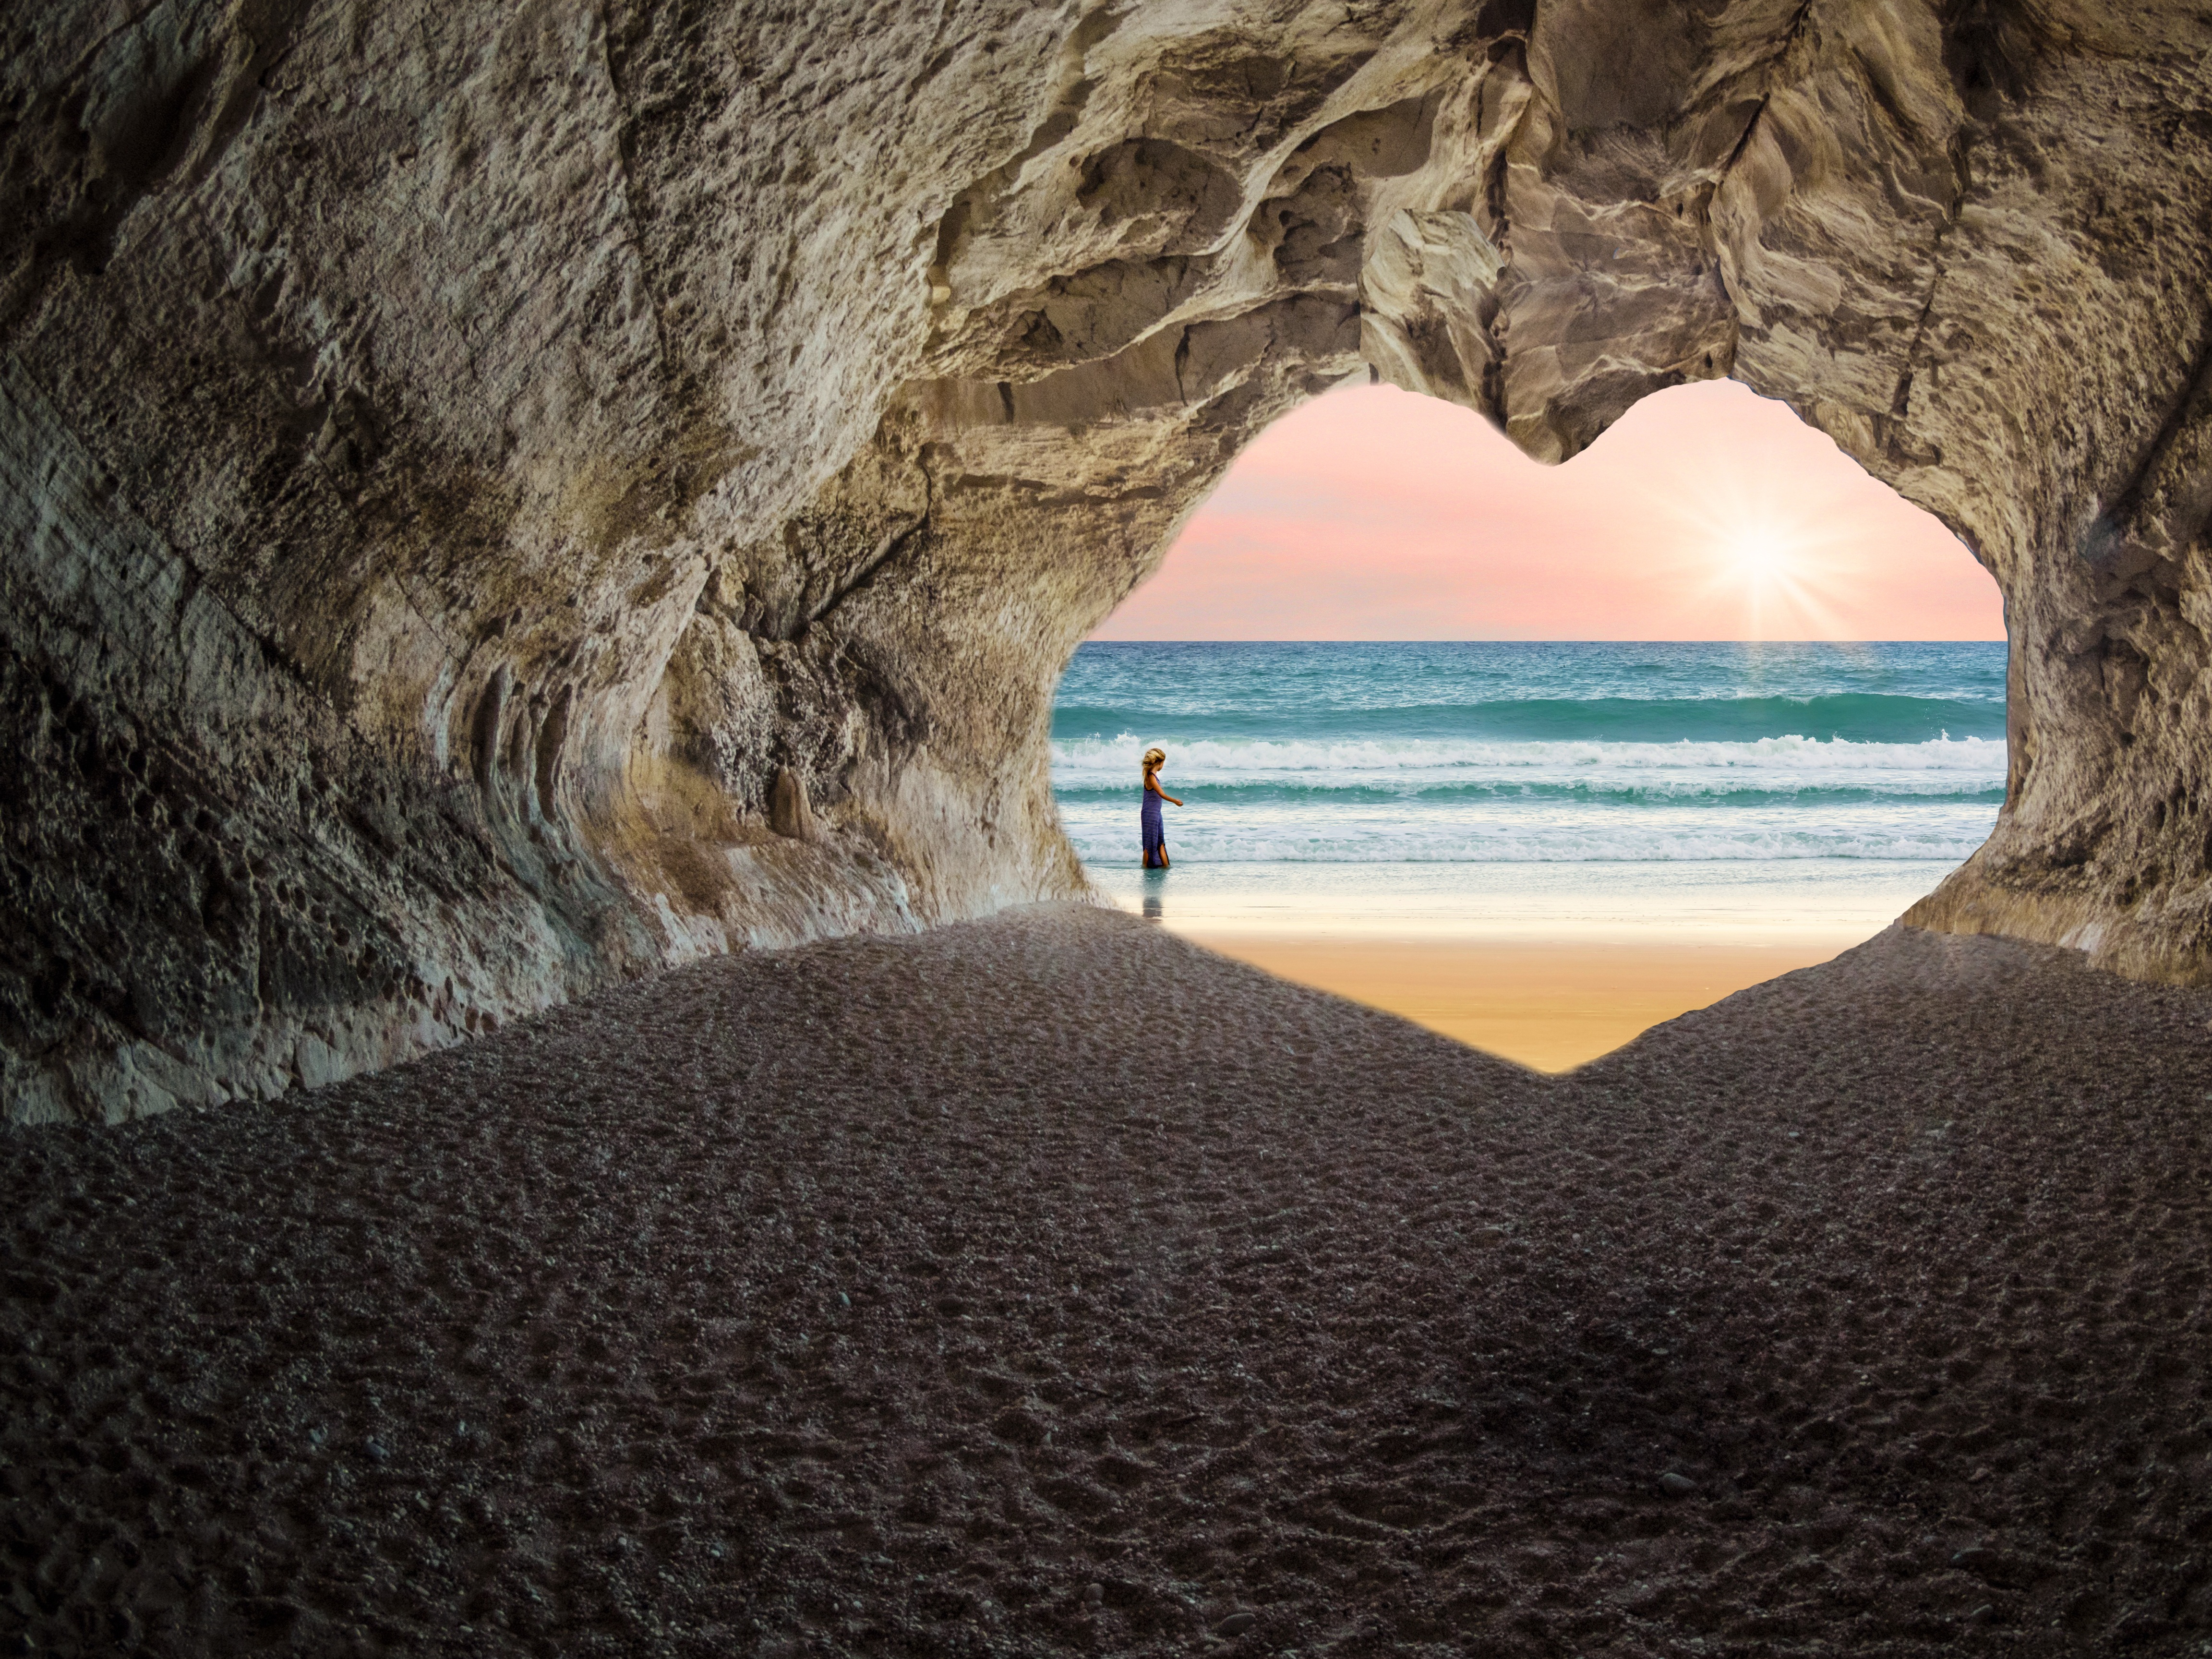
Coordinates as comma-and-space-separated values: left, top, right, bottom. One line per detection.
1648, 439, 1875, 639
1724, 527, 1798, 585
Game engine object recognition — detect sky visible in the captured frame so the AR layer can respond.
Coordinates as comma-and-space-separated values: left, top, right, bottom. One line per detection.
1091, 378, 2006, 641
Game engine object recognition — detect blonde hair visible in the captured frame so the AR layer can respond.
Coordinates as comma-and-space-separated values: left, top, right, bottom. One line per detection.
1142, 746, 1166, 773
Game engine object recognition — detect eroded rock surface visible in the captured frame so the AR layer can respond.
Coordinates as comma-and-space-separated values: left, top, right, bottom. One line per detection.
4, 0, 2212, 1118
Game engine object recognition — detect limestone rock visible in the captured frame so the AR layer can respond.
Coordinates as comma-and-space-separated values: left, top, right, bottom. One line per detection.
4, 0, 2212, 1118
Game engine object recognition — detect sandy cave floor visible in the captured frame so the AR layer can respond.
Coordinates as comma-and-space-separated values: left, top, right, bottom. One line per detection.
4, 907, 2211, 1658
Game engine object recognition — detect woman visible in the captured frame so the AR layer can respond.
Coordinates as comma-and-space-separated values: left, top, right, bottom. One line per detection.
1141, 746, 1182, 868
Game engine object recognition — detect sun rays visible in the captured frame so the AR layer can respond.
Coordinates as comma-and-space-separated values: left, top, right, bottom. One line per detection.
1714, 523, 1848, 637
1659, 480, 1869, 640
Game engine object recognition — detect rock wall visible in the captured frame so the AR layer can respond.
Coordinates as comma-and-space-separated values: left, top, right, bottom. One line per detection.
5, 0, 2211, 1119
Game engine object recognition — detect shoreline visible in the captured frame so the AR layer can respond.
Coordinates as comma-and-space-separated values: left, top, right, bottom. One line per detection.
1082, 855, 1960, 941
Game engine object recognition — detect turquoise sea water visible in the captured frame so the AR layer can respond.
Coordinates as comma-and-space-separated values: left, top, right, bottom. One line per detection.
1051, 641, 2008, 938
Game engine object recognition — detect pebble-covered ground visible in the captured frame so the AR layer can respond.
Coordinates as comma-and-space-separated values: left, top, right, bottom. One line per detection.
4, 907, 2210, 1657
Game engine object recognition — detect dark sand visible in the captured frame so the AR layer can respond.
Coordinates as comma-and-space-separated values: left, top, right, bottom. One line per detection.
5, 907, 2210, 1657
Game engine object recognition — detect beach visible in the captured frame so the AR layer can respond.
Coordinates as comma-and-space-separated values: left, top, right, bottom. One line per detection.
1088, 857, 1956, 1070
1174, 937, 1854, 1072
5, 906, 2208, 1654
1055, 640, 2007, 1069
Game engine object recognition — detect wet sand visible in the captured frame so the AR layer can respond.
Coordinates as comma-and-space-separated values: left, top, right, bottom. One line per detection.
1182, 935, 1854, 1071
5, 905, 2211, 1656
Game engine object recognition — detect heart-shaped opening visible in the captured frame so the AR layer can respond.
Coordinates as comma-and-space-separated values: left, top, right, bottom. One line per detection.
1059, 378, 2005, 1071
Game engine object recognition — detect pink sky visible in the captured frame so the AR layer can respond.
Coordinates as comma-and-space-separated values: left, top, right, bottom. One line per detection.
1093, 379, 2006, 641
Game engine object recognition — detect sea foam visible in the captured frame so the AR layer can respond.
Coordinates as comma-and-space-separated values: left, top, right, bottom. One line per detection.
1052, 641, 2008, 869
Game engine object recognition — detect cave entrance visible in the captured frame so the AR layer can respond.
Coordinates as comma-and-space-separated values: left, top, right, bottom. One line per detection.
1050, 378, 2008, 1072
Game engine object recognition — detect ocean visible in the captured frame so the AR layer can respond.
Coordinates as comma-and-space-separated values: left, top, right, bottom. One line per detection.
1050, 641, 2008, 940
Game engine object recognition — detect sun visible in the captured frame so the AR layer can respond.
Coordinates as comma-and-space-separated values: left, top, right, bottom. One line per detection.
1722, 527, 1799, 586
1690, 521, 1850, 638
1656, 488, 1861, 638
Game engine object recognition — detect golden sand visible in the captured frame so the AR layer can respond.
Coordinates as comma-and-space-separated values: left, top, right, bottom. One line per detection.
1181, 933, 1851, 1072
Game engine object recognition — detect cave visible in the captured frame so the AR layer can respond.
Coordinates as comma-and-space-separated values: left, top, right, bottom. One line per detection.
7, 0, 2212, 1121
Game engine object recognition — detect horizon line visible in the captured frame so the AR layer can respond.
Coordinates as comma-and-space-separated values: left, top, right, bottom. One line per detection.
1077, 637, 2009, 646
